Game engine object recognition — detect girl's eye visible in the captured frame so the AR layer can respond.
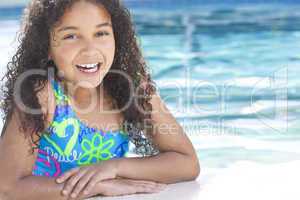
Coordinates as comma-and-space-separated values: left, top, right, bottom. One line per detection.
63, 34, 77, 40
95, 31, 109, 37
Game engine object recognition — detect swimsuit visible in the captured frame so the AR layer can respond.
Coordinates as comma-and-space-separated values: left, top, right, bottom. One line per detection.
32, 78, 129, 178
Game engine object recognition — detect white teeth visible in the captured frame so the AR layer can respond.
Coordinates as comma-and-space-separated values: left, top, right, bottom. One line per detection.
78, 67, 98, 73
77, 63, 99, 68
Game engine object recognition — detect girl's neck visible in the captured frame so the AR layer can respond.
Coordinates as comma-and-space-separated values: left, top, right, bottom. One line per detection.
62, 80, 107, 109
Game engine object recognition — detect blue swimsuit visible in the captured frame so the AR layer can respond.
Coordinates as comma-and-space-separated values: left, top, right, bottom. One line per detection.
32, 78, 129, 177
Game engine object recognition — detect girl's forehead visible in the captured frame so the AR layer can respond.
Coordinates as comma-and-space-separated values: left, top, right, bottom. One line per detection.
56, 1, 112, 27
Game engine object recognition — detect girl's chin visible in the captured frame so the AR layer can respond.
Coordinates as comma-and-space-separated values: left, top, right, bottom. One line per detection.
74, 66, 104, 88
74, 78, 103, 89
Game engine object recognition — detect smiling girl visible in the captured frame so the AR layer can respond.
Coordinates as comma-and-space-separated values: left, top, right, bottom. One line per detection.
0, 0, 200, 199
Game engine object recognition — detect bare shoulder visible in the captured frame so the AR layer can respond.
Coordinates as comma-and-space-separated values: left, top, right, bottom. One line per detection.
149, 92, 180, 129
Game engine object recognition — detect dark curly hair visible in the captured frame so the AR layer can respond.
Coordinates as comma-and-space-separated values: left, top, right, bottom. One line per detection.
0, 0, 159, 156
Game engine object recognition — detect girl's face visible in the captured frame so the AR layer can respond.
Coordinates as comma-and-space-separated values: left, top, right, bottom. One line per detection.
49, 0, 115, 88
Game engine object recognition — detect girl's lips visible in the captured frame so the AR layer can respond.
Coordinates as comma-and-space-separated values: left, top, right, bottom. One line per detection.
75, 63, 101, 74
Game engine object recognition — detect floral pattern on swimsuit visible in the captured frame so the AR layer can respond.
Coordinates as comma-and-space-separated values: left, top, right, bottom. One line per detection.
32, 78, 129, 178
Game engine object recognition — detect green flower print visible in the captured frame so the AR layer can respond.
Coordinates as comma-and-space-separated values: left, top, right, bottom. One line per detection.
77, 134, 115, 166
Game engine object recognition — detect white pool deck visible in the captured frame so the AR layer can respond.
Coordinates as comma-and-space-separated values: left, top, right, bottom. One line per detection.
89, 176, 201, 200
89, 160, 300, 200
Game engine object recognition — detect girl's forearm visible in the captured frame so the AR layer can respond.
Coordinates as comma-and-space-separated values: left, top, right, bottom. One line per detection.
6, 175, 103, 200
115, 151, 200, 184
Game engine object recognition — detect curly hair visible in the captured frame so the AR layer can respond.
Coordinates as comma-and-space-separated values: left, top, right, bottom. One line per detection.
0, 0, 159, 156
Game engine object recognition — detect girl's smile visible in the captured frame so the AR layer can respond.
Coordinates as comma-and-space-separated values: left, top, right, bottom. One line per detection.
75, 62, 101, 74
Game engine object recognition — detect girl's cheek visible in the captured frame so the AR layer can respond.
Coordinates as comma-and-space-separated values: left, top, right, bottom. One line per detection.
60, 41, 81, 50
98, 40, 115, 55
55, 55, 71, 71
58, 43, 80, 58
96, 37, 114, 47
53, 44, 78, 67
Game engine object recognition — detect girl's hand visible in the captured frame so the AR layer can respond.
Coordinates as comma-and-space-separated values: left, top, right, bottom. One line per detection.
56, 160, 118, 198
96, 178, 168, 197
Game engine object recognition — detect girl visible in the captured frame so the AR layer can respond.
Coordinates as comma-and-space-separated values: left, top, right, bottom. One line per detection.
0, 0, 200, 199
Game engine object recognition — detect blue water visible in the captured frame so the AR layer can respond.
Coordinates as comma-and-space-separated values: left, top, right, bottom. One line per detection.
0, 3, 300, 169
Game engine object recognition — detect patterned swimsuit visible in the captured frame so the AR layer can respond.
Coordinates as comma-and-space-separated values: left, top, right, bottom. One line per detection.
32, 78, 129, 177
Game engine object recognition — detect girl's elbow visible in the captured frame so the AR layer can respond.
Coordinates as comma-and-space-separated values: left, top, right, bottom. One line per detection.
194, 161, 201, 179
0, 176, 20, 200
0, 182, 11, 200
188, 157, 201, 181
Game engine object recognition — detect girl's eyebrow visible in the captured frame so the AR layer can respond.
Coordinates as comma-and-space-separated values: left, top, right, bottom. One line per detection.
57, 22, 112, 32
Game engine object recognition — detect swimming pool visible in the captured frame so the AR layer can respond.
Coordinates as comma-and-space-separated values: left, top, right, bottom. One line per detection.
130, 2, 300, 168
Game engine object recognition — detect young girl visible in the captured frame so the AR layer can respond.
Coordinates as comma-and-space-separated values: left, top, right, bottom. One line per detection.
0, 0, 200, 199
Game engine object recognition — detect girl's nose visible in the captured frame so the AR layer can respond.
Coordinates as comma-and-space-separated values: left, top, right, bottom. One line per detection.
80, 49, 98, 58
80, 40, 100, 58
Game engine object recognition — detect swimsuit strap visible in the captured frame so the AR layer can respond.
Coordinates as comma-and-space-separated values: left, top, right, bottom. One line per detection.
50, 78, 71, 105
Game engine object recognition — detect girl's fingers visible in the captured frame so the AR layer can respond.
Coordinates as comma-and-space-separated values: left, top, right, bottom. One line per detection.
134, 184, 164, 194
56, 167, 80, 183
128, 179, 167, 190
141, 182, 167, 191
129, 179, 166, 187
62, 169, 87, 196
128, 179, 157, 184
142, 182, 166, 191
99, 179, 166, 197
82, 174, 102, 195
70, 171, 95, 198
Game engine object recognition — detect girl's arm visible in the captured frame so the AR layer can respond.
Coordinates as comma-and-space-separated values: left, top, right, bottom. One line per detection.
115, 93, 200, 184
0, 110, 99, 200
0, 81, 88, 200
0, 108, 162, 200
